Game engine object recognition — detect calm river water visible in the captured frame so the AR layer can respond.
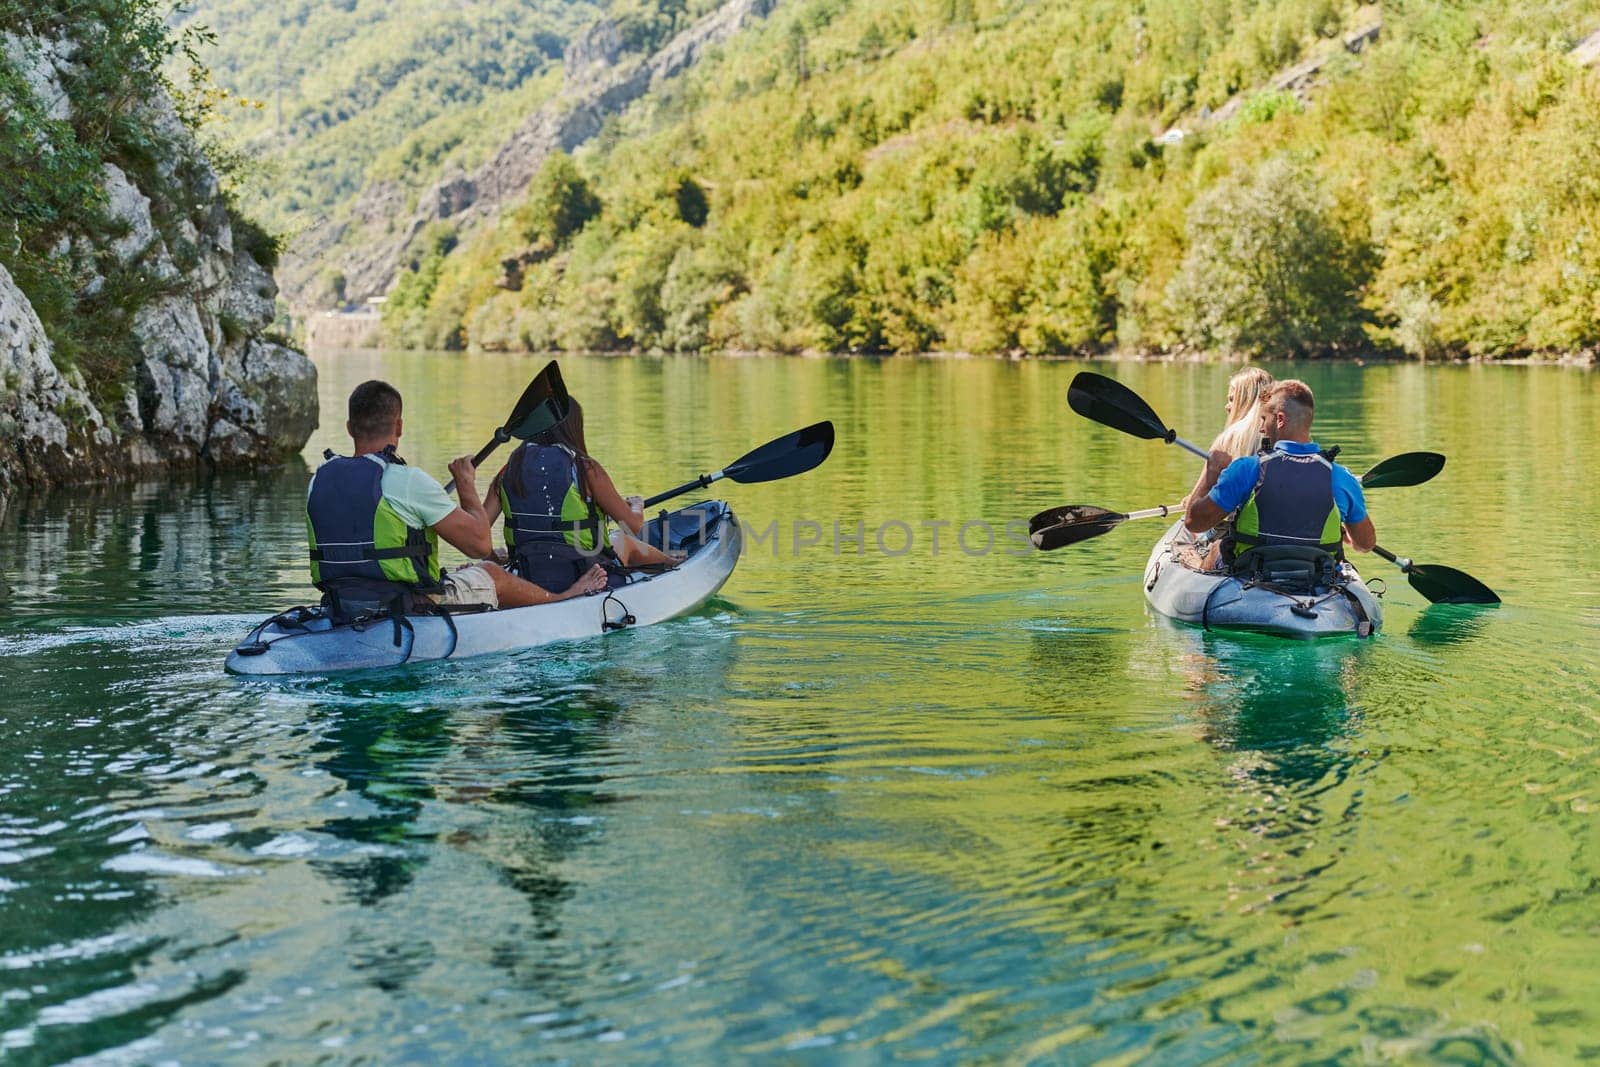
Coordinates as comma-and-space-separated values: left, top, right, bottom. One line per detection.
1, 352, 1597, 1064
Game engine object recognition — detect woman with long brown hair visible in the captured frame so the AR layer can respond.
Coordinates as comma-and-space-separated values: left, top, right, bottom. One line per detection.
484, 396, 681, 594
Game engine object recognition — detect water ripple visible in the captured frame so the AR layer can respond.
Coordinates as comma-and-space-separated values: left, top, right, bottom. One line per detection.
0, 356, 1595, 1062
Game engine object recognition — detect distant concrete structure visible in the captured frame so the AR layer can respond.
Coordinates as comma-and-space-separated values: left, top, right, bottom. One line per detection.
305, 309, 382, 351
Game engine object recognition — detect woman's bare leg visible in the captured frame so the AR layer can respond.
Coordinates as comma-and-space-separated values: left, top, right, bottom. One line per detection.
481, 561, 606, 607
612, 533, 681, 568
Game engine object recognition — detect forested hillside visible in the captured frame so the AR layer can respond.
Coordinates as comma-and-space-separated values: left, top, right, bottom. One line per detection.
364, 0, 1600, 360
183, 0, 724, 308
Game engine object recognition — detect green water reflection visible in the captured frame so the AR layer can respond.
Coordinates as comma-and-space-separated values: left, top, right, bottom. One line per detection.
0, 353, 1596, 1063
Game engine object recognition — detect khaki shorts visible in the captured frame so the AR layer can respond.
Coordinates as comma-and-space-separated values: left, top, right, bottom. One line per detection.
426, 564, 499, 610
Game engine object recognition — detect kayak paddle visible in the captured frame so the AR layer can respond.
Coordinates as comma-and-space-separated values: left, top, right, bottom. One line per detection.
443, 360, 570, 495
1067, 372, 1212, 461
642, 422, 835, 509
1029, 503, 1183, 551
1029, 451, 1447, 551
1357, 451, 1445, 489
1344, 453, 1500, 603
1068, 373, 1454, 481
1370, 546, 1501, 604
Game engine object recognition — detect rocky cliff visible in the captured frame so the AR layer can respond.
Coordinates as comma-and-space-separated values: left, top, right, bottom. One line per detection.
0, 29, 317, 508
282, 0, 777, 312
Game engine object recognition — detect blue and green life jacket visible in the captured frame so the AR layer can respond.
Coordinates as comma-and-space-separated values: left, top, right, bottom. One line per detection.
1224, 448, 1344, 567
306, 449, 441, 603
498, 443, 603, 569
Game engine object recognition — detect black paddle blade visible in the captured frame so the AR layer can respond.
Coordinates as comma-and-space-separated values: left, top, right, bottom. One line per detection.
725, 421, 835, 483
1028, 504, 1117, 536
1361, 451, 1446, 489
504, 360, 572, 440
1406, 563, 1501, 605
1067, 372, 1174, 442
1029, 505, 1128, 551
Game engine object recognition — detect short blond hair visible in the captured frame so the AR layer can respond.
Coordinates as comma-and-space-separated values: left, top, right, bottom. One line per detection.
1263, 379, 1315, 432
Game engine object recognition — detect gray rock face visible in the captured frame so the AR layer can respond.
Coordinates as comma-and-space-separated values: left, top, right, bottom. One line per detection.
0, 27, 318, 504
436, 175, 478, 219
284, 0, 779, 311
564, 19, 624, 80
1, 33, 75, 122
131, 296, 212, 441
222, 248, 279, 334
209, 339, 319, 465
100, 163, 172, 275
0, 265, 112, 495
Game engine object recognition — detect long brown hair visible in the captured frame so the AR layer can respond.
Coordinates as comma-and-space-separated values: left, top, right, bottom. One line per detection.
536, 398, 588, 456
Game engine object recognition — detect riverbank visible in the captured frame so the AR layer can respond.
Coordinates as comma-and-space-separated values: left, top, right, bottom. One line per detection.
301, 336, 1600, 367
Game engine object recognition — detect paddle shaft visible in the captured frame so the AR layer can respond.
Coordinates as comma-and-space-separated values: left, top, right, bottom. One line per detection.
1125, 503, 1183, 523
443, 428, 510, 496
1030, 502, 1184, 550
1167, 435, 1210, 462
1364, 544, 1499, 603
643, 470, 725, 510
639, 421, 835, 510
1369, 544, 1416, 571
1032, 452, 1442, 546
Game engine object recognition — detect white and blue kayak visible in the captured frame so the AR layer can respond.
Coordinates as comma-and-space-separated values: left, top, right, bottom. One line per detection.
1142, 521, 1383, 638
226, 501, 742, 676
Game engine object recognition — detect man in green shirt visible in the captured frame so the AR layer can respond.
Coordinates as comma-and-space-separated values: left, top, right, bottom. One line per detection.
306, 380, 607, 611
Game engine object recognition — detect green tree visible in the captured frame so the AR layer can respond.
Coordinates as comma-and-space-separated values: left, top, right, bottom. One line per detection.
384, 221, 459, 346
787, 22, 809, 83
1166, 155, 1372, 356
673, 173, 710, 227
518, 152, 603, 249
611, 0, 688, 54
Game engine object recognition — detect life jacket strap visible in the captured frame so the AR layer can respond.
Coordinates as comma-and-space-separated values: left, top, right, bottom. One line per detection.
309, 544, 432, 563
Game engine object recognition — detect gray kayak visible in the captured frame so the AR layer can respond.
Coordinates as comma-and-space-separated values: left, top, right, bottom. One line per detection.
1142, 521, 1383, 638
226, 501, 741, 675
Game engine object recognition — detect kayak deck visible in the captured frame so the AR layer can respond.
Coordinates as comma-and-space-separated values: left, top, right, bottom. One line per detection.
1142, 521, 1383, 638
226, 501, 741, 675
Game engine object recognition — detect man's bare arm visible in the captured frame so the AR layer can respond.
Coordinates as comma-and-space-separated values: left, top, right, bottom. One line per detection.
432, 456, 493, 558
1185, 495, 1227, 534
433, 509, 492, 558
1344, 516, 1376, 553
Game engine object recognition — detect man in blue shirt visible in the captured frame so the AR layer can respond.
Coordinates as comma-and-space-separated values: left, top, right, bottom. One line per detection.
1184, 379, 1376, 567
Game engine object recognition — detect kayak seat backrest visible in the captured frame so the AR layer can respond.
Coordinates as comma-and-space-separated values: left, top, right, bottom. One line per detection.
642, 501, 724, 553
1230, 545, 1337, 593
320, 577, 422, 623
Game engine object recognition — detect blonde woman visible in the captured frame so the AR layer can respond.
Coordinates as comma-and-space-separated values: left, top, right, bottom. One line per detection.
1182, 367, 1273, 510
